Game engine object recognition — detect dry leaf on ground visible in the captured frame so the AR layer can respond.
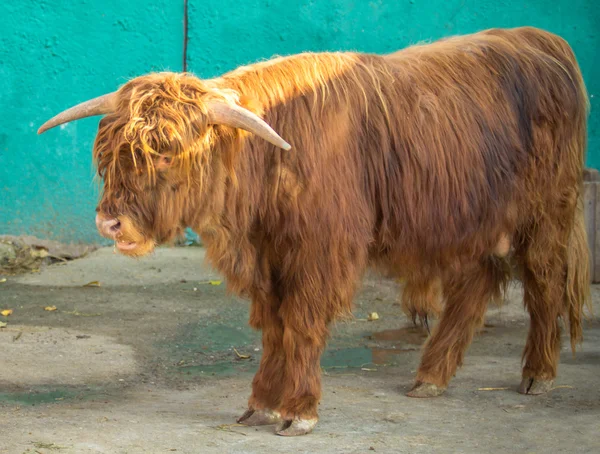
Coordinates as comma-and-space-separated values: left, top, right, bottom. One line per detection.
1, 309, 13, 317
83, 281, 101, 287
233, 348, 251, 359
200, 280, 222, 286
44, 306, 57, 311
367, 312, 379, 321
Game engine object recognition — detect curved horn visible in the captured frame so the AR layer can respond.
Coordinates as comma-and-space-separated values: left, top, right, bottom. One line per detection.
37, 92, 117, 135
206, 101, 291, 150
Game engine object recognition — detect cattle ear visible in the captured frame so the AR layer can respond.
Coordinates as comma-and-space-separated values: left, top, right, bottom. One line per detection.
155, 155, 172, 171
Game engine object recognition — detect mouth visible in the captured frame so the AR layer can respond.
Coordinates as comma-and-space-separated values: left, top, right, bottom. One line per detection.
115, 240, 137, 251
113, 237, 157, 257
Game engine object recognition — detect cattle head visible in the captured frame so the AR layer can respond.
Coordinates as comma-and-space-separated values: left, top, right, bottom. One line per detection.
38, 72, 290, 257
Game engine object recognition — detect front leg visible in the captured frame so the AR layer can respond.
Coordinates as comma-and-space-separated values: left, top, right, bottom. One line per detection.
274, 322, 326, 436
241, 233, 365, 435
238, 298, 285, 426
238, 294, 327, 436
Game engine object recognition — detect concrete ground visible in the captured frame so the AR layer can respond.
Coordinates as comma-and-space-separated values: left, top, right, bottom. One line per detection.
0, 247, 599, 454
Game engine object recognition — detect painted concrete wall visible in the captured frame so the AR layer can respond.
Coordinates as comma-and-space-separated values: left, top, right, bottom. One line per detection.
1, 0, 598, 243
188, 0, 599, 159
0, 1, 183, 243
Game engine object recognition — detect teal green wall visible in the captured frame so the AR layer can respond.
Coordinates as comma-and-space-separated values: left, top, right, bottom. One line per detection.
188, 0, 599, 161
0, 1, 183, 243
1, 1, 598, 243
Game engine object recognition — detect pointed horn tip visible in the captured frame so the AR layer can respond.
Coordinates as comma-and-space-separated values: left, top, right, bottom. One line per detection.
36, 91, 118, 136
281, 142, 292, 151
37, 120, 58, 135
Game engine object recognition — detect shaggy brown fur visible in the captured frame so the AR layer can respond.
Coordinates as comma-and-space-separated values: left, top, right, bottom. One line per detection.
59, 26, 591, 433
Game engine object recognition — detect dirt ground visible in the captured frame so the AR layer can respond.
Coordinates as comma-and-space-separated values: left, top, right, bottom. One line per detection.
0, 247, 599, 454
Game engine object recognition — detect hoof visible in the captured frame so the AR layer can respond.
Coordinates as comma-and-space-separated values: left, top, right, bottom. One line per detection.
406, 381, 446, 398
275, 417, 318, 436
237, 408, 282, 426
518, 377, 554, 395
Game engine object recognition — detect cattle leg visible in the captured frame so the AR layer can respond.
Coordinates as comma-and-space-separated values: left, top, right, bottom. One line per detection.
408, 259, 505, 397
274, 318, 328, 436
518, 267, 561, 394
518, 243, 567, 395
238, 301, 285, 426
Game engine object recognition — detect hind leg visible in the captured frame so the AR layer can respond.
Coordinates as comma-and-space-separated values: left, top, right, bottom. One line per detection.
408, 260, 505, 397
518, 196, 591, 394
517, 241, 567, 395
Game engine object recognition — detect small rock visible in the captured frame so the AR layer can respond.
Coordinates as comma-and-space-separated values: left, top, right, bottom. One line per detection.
384, 412, 407, 423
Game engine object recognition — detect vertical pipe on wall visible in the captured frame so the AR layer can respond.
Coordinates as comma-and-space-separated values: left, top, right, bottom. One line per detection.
183, 0, 189, 72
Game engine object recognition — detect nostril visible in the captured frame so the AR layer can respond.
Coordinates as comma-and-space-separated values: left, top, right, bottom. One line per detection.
96, 214, 122, 239
98, 217, 121, 237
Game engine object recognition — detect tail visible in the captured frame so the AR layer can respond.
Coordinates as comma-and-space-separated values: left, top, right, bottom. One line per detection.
563, 38, 591, 353
565, 196, 592, 352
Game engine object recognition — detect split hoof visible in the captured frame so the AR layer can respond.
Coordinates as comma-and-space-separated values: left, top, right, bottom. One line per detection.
237, 408, 282, 426
518, 377, 554, 395
406, 381, 446, 398
275, 417, 318, 436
